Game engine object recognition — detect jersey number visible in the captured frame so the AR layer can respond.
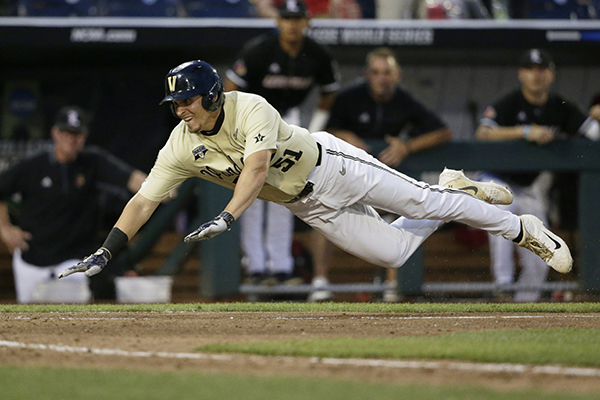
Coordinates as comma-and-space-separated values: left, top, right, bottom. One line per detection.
272, 149, 303, 172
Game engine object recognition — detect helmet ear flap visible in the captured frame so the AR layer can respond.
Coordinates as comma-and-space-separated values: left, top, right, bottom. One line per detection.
201, 81, 224, 112
201, 92, 216, 111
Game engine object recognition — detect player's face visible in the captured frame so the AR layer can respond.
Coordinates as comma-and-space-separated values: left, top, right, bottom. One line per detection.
366, 55, 401, 101
518, 65, 555, 94
172, 95, 213, 133
277, 17, 309, 44
51, 127, 87, 163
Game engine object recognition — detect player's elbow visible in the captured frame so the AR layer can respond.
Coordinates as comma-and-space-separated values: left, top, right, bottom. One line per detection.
127, 170, 147, 193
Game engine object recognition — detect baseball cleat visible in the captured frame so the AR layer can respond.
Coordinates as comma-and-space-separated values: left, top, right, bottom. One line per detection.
438, 168, 513, 205
516, 214, 573, 274
307, 277, 334, 302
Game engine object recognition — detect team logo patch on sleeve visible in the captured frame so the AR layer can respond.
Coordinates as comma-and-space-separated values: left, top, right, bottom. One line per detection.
254, 133, 265, 143
192, 145, 208, 160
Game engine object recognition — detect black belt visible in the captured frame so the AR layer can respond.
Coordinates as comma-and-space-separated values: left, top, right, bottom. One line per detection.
286, 143, 321, 203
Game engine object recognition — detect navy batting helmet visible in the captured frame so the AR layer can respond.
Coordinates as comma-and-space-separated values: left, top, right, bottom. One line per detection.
160, 60, 224, 112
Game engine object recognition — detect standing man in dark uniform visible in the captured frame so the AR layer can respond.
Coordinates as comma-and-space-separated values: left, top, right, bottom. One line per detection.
225, 0, 340, 285
309, 47, 452, 302
477, 48, 600, 302
0, 106, 146, 303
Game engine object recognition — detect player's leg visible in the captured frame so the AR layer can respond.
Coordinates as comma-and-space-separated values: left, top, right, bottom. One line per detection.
264, 202, 298, 284
488, 230, 516, 287
513, 185, 551, 302
310, 131, 520, 240
310, 132, 571, 273
239, 199, 267, 283
12, 249, 51, 304
287, 200, 442, 269
514, 245, 549, 302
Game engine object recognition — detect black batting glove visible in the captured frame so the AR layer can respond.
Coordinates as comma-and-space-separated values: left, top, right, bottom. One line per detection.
184, 211, 235, 242
58, 248, 111, 279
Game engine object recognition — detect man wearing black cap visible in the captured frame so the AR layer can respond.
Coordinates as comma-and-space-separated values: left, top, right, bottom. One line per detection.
225, 0, 340, 286
476, 48, 600, 302
0, 106, 146, 303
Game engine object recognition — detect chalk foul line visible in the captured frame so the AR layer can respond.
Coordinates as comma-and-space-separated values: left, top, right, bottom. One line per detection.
1, 340, 600, 378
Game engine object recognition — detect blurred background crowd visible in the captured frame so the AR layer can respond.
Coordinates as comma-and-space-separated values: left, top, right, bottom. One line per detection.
0, 0, 599, 19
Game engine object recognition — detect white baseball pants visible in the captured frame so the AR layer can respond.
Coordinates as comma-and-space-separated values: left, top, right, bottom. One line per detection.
477, 172, 550, 302
285, 132, 522, 269
239, 199, 295, 275
12, 249, 88, 304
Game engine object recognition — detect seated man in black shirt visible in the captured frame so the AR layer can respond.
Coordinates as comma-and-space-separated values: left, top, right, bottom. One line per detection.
0, 106, 146, 303
477, 49, 600, 302
309, 47, 452, 302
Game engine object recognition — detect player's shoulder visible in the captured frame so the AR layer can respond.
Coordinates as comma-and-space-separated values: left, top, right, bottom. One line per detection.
6, 146, 51, 170
302, 36, 331, 55
79, 146, 124, 165
493, 88, 522, 107
241, 32, 278, 55
394, 86, 421, 103
547, 92, 573, 107
336, 80, 368, 99
228, 90, 268, 106
227, 91, 274, 121
80, 145, 110, 157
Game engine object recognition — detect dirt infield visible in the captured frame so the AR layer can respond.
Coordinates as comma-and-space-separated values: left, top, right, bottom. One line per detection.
1, 311, 600, 393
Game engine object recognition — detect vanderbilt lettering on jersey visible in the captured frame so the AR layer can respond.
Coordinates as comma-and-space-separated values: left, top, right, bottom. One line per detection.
139, 91, 319, 203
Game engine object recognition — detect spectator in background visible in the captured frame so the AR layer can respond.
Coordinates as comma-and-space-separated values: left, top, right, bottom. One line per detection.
225, 0, 340, 286
309, 47, 452, 302
522, 0, 599, 19
375, 0, 425, 19
424, 0, 490, 18
255, 0, 363, 18
0, 106, 146, 303
476, 49, 600, 302
590, 92, 600, 121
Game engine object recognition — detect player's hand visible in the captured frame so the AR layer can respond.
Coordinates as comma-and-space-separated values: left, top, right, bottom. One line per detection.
0, 225, 32, 253
58, 248, 111, 279
590, 104, 600, 122
378, 135, 409, 167
184, 211, 235, 242
528, 126, 555, 145
334, 131, 370, 152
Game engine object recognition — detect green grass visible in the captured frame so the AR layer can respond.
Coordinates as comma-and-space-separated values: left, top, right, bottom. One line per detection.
1, 301, 600, 314
197, 328, 600, 367
0, 365, 596, 400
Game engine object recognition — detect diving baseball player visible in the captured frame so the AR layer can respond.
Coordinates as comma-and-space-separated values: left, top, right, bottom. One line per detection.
58, 60, 573, 283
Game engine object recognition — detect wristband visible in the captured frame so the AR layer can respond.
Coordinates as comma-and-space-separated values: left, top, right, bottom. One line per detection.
101, 227, 129, 259
523, 125, 531, 140
403, 140, 413, 155
219, 211, 235, 230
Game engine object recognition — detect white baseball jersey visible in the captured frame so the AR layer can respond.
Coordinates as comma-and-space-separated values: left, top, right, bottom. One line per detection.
139, 91, 320, 203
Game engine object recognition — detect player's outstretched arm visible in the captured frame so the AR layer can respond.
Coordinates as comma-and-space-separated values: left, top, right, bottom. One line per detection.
184, 149, 272, 242
59, 193, 160, 278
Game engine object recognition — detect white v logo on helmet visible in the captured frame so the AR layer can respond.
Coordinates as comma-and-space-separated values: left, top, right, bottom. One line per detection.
167, 76, 177, 93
